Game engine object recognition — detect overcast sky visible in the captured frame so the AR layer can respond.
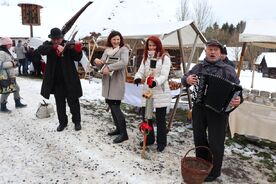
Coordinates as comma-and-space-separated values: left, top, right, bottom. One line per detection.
1, 0, 276, 38
4, 0, 276, 26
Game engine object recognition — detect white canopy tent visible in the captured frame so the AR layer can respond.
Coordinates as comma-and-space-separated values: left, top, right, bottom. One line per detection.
239, 20, 276, 49
237, 20, 276, 77
95, 20, 206, 48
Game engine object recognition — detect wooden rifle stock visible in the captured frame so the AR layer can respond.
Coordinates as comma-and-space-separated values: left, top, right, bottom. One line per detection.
61, 1, 93, 35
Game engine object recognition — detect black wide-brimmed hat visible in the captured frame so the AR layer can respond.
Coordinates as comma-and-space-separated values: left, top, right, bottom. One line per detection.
48, 27, 64, 39
206, 39, 223, 51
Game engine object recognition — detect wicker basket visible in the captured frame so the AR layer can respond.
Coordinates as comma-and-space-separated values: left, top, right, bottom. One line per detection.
181, 146, 213, 184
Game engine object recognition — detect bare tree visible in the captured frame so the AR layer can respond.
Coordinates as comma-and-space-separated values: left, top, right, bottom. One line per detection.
177, 0, 190, 21
192, 0, 214, 32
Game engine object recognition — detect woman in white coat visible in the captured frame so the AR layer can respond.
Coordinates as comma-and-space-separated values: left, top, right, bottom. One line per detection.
134, 36, 171, 152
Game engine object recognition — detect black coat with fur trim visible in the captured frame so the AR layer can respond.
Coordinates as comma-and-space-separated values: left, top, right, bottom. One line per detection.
37, 41, 82, 99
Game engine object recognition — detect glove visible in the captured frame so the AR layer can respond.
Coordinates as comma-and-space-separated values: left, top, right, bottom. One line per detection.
55, 49, 62, 57
149, 80, 156, 88
74, 42, 82, 53
134, 78, 141, 86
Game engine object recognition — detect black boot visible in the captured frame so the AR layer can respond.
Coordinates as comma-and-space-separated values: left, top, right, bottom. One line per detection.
57, 124, 67, 132
108, 118, 120, 136
108, 129, 120, 136
139, 120, 155, 147
113, 119, 128, 143
1, 101, 11, 113
15, 98, 27, 108
74, 122, 82, 131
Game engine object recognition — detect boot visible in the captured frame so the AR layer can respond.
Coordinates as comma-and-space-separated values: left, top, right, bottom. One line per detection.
1, 101, 11, 113
74, 122, 82, 131
108, 120, 120, 136
15, 98, 27, 108
139, 120, 155, 147
57, 123, 67, 132
108, 129, 120, 136
113, 119, 128, 143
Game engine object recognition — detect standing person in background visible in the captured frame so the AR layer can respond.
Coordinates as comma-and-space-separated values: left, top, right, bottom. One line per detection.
32, 49, 43, 77
221, 46, 235, 68
94, 30, 129, 144
0, 37, 27, 112
14, 40, 27, 75
37, 27, 83, 132
133, 36, 171, 152
181, 39, 242, 182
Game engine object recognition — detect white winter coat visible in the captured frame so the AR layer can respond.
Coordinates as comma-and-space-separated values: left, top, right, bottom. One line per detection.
134, 55, 171, 108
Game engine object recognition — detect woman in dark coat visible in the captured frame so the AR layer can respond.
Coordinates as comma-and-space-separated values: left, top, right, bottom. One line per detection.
37, 27, 83, 132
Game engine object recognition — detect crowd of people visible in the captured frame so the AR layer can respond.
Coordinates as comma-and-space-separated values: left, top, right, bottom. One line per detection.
0, 27, 243, 182
9, 39, 45, 77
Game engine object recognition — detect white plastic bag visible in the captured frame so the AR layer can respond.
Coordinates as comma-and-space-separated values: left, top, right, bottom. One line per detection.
36, 100, 54, 119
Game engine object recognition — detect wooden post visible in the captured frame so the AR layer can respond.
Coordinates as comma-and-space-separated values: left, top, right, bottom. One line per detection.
186, 34, 199, 71
30, 25, 33, 37
251, 58, 256, 88
237, 42, 247, 78
177, 29, 186, 74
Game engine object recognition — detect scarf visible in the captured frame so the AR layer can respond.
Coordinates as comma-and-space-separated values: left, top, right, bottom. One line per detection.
106, 46, 120, 56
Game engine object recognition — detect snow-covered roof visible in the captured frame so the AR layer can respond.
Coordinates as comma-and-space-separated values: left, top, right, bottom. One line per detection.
239, 20, 276, 48
255, 52, 276, 67
94, 21, 206, 47
198, 47, 242, 61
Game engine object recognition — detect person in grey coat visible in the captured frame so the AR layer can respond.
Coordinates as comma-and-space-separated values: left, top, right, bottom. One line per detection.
94, 31, 129, 143
181, 39, 242, 182
0, 37, 27, 112
14, 40, 27, 75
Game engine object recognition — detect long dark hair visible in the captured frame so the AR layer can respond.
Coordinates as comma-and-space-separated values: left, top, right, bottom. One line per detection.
106, 30, 124, 48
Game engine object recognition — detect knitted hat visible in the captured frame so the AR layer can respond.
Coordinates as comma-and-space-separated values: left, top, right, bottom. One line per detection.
0, 37, 13, 46
221, 46, 228, 55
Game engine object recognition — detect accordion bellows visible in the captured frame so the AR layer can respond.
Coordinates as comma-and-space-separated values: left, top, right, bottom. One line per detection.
192, 74, 242, 113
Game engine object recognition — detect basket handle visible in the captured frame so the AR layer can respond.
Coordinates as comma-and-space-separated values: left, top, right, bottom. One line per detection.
184, 146, 213, 164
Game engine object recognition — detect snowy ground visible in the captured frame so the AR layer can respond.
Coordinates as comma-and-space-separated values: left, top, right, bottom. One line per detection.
0, 72, 275, 184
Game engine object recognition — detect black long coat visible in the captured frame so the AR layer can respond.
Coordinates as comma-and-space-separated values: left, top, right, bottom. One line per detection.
37, 41, 83, 99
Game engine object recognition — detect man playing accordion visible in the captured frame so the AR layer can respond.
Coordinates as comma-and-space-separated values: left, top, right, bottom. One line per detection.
181, 39, 243, 182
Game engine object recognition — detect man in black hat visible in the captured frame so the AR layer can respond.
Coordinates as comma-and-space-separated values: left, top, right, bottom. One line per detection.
221, 46, 235, 68
181, 39, 242, 182
37, 27, 83, 132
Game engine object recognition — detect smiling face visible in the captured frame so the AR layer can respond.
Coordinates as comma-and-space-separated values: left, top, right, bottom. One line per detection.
205, 45, 221, 62
110, 35, 121, 48
148, 40, 157, 51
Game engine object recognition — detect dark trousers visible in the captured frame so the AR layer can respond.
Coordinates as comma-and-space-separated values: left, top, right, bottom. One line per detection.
54, 85, 80, 126
192, 105, 228, 177
18, 58, 28, 75
106, 99, 125, 125
142, 106, 167, 146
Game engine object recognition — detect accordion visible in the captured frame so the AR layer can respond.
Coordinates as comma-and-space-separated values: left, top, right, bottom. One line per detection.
192, 74, 242, 113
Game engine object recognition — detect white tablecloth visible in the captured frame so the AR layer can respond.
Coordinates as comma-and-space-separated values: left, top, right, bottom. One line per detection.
122, 83, 180, 107
229, 101, 276, 142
